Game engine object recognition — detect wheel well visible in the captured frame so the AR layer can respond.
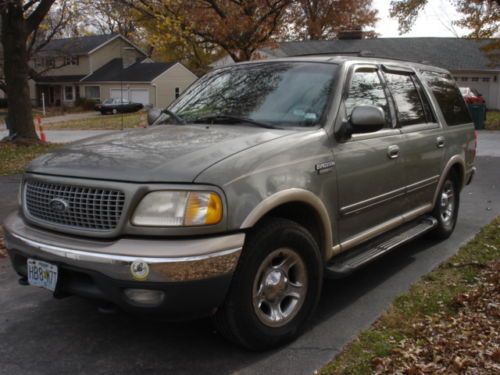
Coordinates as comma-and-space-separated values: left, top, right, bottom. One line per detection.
258, 202, 326, 258
449, 163, 464, 191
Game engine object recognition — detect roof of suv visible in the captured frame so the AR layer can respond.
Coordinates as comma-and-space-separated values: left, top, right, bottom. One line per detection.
228, 55, 450, 74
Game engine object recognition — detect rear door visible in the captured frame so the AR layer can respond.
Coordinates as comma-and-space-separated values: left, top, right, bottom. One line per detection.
382, 66, 444, 212
334, 64, 407, 243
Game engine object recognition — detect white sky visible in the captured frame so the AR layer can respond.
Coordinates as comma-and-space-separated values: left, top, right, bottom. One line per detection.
373, 0, 469, 37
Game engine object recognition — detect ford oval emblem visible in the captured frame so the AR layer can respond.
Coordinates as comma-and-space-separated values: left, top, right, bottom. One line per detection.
49, 198, 69, 213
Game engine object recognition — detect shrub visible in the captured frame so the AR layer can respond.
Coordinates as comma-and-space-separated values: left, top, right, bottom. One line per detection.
74, 97, 98, 110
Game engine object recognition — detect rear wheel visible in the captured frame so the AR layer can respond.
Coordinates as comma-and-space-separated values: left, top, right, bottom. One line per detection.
112, 108, 118, 115
431, 174, 460, 239
214, 218, 323, 350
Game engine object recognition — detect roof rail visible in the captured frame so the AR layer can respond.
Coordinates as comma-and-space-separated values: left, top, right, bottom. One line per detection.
292, 51, 429, 64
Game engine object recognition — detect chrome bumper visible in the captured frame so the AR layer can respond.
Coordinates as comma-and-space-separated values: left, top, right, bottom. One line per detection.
3, 212, 244, 283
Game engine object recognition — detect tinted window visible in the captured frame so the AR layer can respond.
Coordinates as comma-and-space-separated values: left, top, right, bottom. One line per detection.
171, 62, 338, 127
345, 69, 391, 127
421, 71, 472, 126
384, 73, 426, 126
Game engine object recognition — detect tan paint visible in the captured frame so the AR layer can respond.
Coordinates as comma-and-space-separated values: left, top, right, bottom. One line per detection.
240, 189, 334, 260
89, 38, 143, 73
152, 63, 198, 108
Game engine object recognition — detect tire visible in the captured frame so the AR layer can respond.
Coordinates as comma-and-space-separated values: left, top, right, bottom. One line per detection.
112, 108, 118, 115
214, 217, 323, 350
431, 172, 460, 239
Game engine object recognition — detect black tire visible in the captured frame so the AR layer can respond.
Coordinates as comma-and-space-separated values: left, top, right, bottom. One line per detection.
431, 172, 460, 239
214, 217, 323, 350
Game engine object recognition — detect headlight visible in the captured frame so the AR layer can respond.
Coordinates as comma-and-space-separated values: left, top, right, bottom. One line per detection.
132, 191, 222, 227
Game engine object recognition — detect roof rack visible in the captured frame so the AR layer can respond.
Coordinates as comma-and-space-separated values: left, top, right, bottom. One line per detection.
293, 51, 430, 65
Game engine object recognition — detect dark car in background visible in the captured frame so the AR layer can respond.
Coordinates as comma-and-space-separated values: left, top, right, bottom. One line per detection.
95, 98, 143, 115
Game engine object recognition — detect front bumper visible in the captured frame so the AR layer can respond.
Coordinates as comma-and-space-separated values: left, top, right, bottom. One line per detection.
3, 212, 244, 316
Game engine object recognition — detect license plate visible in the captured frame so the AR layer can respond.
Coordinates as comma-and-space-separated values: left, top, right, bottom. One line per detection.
27, 259, 58, 291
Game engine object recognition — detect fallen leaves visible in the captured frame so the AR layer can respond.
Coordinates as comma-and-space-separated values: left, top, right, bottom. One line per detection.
373, 261, 500, 374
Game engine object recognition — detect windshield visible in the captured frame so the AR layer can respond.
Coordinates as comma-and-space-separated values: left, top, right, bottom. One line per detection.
103, 98, 115, 104
170, 62, 338, 127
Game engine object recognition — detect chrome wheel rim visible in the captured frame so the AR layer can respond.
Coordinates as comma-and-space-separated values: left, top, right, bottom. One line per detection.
252, 248, 308, 328
439, 180, 455, 225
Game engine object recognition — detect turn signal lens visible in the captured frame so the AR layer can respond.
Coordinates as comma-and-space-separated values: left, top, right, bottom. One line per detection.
184, 192, 222, 226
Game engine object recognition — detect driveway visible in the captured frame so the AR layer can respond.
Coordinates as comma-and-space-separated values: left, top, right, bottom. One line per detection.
0, 132, 499, 375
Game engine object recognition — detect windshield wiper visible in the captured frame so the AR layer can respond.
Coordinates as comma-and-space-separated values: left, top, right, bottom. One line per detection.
163, 109, 186, 125
191, 115, 278, 129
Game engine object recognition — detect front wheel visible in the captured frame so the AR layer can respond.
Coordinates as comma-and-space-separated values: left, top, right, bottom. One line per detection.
214, 218, 323, 350
431, 174, 460, 239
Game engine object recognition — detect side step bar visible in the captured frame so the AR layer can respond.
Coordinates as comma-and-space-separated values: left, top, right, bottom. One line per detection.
325, 216, 438, 278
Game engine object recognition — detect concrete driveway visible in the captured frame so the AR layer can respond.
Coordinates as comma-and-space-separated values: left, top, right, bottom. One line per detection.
0, 132, 499, 375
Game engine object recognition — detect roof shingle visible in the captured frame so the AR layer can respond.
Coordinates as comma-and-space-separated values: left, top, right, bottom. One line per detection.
274, 38, 499, 71
81, 59, 176, 82
38, 34, 118, 56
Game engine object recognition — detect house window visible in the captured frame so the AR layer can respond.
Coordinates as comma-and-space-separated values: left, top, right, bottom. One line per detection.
482, 77, 490, 82
471, 77, 479, 82
461, 77, 468, 82
64, 86, 74, 101
175, 87, 180, 99
85, 86, 100, 99
64, 55, 79, 65
46, 58, 55, 68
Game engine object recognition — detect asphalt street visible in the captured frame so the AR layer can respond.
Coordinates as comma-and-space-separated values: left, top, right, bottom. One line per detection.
0, 132, 499, 375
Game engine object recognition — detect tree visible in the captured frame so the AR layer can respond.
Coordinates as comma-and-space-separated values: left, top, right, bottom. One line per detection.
390, 0, 500, 65
119, 0, 292, 62
1, 0, 58, 141
289, 0, 378, 40
389, 0, 499, 36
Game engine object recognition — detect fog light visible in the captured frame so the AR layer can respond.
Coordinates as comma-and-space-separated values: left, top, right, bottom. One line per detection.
123, 289, 165, 306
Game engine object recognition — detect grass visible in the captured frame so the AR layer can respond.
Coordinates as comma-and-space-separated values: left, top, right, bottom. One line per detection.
485, 110, 500, 130
46, 112, 146, 130
320, 217, 500, 375
0, 142, 61, 175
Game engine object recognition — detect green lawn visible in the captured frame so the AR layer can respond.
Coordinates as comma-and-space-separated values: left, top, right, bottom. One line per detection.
46, 112, 146, 130
485, 110, 500, 130
320, 217, 500, 374
0, 142, 60, 175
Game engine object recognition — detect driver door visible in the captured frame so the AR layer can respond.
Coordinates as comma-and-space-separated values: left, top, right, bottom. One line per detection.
333, 65, 407, 244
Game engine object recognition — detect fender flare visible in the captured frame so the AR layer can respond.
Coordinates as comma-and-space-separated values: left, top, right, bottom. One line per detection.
433, 155, 466, 208
240, 188, 334, 260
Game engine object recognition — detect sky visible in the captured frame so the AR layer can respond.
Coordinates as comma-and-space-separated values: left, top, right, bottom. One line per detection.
373, 0, 469, 37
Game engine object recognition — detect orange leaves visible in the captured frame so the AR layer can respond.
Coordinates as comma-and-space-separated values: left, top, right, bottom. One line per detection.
372, 261, 500, 374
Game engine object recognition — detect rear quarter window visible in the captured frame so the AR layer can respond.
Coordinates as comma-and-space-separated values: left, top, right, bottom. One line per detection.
421, 71, 472, 126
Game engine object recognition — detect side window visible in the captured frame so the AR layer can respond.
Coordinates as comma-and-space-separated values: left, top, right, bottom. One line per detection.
384, 72, 426, 126
345, 68, 391, 127
421, 71, 472, 126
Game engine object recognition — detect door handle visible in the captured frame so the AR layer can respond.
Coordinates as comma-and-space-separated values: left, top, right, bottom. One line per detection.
387, 145, 400, 159
436, 136, 445, 148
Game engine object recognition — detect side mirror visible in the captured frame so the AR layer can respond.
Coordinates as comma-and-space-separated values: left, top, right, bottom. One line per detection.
350, 105, 386, 133
147, 108, 163, 125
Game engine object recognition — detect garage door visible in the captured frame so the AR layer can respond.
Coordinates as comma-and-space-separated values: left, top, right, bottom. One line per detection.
130, 89, 150, 106
110, 89, 128, 100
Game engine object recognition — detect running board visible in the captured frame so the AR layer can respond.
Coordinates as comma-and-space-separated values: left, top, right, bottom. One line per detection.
325, 216, 438, 278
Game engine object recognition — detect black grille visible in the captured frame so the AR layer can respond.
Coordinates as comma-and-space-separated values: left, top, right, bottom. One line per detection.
25, 180, 125, 231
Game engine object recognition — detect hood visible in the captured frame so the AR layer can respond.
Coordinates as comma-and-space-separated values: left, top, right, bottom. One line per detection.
27, 125, 295, 182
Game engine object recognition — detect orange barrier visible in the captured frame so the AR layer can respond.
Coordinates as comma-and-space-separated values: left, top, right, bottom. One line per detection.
36, 115, 47, 142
